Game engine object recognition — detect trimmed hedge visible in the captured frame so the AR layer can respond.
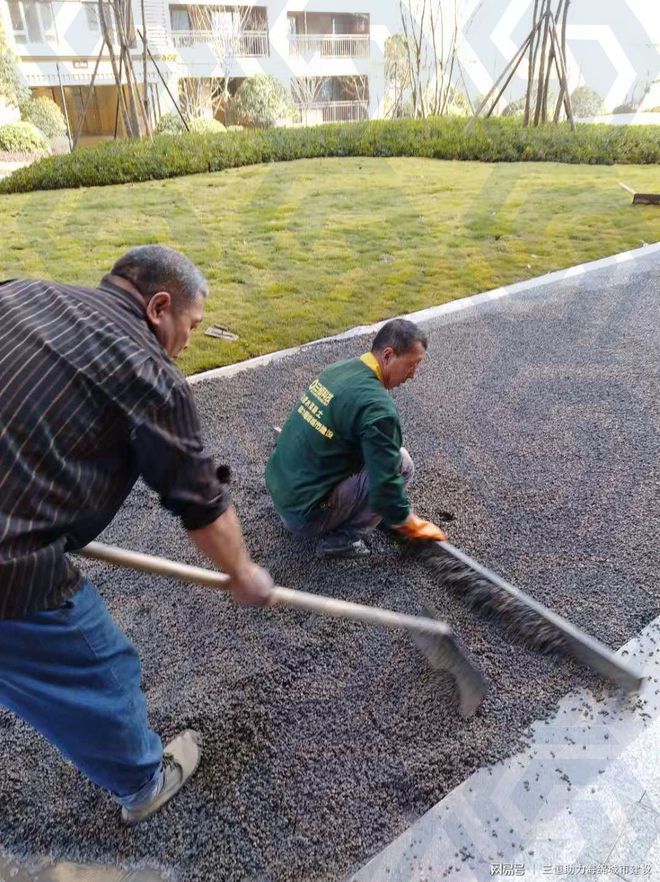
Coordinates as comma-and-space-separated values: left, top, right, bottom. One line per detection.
2, 116, 659, 194
188, 117, 226, 134
20, 96, 67, 138
0, 121, 49, 154
154, 111, 186, 135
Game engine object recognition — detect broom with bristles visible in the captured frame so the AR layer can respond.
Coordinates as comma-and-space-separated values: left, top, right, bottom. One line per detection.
411, 539, 643, 693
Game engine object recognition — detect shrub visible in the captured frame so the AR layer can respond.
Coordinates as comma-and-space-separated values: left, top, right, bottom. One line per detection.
0, 121, 49, 154
502, 82, 559, 119
0, 21, 29, 108
446, 91, 471, 116
501, 96, 526, 118
230, 75, 291, 128
155, 111, 186, 135
188, 117, 226, 134
20, 96, 67, 138
2, 117, 659, 194
612, 103, 637, 114
570, 86, 604, 119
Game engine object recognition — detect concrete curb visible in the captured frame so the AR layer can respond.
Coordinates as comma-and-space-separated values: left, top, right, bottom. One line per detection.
188, 242, 660, 386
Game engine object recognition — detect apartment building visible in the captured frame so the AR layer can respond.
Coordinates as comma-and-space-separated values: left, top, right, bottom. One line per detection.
0, 0, 401, 136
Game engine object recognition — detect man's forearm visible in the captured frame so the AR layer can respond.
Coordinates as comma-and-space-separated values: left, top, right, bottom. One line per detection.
187, 506, 252, 579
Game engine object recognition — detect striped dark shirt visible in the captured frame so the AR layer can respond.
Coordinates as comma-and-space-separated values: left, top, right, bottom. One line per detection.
0, 277, 230, 620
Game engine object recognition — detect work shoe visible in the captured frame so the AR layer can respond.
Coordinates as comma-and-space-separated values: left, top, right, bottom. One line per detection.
121, 729, 201, 826
316, 531, 370, 559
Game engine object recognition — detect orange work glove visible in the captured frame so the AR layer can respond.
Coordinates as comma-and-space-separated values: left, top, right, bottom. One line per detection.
394, 513, 447, 542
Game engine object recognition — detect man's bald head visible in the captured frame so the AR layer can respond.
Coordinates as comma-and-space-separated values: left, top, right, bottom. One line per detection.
109, 245, 208, 358
110, 245, 208, 309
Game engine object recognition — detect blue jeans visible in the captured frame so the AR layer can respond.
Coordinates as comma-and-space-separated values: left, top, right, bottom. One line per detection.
282, 447, 415, 538
0, 581, 163, 809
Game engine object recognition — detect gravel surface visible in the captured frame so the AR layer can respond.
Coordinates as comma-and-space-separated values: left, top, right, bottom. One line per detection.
1, 252, 658, 882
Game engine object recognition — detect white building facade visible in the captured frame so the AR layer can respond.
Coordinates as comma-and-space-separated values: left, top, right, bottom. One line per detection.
2, 1, 655, 137
0, 0, 402, 136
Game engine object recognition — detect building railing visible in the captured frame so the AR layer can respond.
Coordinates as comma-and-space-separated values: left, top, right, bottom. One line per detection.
295, 100, 369, 125
172, 30, 269, 56
288, 34, 370, 59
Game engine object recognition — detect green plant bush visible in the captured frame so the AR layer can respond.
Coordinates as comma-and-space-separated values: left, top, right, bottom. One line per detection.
229, 75, 291, 128
155, 111, 186, 134
501, 96, 526, 118
612, 103, 637, 114
0, 120, 49, 154
0, 21, 29, 108
570, 86, 604, 119
503, 84, 557, 119
2, 116, 659, 194
188, 117, 226, 134
20, 96, 67, 138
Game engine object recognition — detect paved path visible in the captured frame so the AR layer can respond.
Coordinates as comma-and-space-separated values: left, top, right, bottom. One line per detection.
0, 248, 658, 882
352, 616, 660, 882
0, 160, 28, 180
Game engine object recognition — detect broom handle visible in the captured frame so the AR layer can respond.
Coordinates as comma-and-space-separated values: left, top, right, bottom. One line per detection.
79, 541, 452, 638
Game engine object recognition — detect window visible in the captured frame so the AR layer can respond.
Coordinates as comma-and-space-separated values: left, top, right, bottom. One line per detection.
170, 5, 191, 31
8, 0, 56, 44
84, 2, 100, 33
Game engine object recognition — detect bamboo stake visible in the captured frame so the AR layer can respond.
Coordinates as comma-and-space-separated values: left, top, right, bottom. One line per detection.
456, 57, 475, 113
524, 0, 540, 126
466, 28, 534, 130
549, 13, 575, 129
98, 0, 133, 136
114, 0, 150, 136
551, 0, 565, 120
541, 15, 555, 123
533, 3, 552, 126
554, 0, 572, 123
113, 44, 124, 138
141, 0, 149, 123
73, 39, 106, 148
137, 28, 190, 131
55, 62, 73, 150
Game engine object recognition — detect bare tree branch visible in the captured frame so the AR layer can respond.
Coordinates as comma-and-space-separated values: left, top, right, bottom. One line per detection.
396, 0, 463, 119
290, 76, 329, 125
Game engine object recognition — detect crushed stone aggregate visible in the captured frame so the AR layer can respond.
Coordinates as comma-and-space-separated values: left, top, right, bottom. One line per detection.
0, 254, 658, 882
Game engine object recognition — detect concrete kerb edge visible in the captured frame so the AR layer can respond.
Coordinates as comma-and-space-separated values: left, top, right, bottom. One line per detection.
188, 242, 660, 387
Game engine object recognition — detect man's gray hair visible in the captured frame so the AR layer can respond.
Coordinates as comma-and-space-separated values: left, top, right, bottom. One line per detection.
111, 245, 208, 306
372, 319, 428, 355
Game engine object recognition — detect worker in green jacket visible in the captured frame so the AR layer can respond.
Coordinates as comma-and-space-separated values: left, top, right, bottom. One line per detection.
266, 319, 447, 558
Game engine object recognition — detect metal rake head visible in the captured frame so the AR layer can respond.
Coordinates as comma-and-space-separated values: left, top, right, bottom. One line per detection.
410, 616, 487, 718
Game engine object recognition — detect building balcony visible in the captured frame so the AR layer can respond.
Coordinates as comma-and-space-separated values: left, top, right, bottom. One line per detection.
171, 29, 269, 56
288, 33, 370, 59
294, 100, 369, 125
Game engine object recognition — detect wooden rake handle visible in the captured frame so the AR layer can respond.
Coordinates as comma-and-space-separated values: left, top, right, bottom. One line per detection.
79, 541, 488, 718
79, 541, 453, 639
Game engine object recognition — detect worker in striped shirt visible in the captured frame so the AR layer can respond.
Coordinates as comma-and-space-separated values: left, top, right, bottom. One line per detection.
0, 246, 273, 825
266, 319, 447, 558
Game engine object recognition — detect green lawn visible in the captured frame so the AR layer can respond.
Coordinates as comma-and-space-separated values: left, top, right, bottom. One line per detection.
2, 157, 658, 375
